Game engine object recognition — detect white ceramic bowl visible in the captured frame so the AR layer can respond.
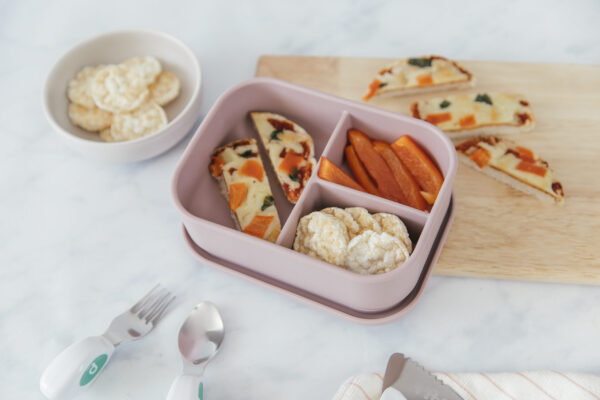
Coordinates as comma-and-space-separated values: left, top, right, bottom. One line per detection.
43, 29, 202, 162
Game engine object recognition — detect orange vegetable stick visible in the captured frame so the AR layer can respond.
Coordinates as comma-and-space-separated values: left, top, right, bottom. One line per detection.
243, 215, 274, 238
391, 136, 444, 199
318, 156, 365, 192
238, 159, 264, 182
228, 182, 247, 211
420, 191, 436, 205
363, 79, 381, 101
278, 151, 305, 174
373, 141, 426, 210
345, 145, 380, 196
348, 129, 405, 203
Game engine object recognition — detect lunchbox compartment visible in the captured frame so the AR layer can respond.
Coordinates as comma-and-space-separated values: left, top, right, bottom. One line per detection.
172, 77, 457, 313
320, 109, 451, 202
174, 86, 345, 228
277, 180, 427, 249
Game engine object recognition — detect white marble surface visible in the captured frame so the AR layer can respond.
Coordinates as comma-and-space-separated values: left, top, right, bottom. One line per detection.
1, 0, 599, 399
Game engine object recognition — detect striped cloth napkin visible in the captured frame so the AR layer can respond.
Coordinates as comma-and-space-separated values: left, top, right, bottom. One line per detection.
333, 371, 600, 400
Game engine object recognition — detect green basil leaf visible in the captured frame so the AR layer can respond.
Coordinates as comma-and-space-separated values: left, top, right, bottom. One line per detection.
408, 58, 432, 68
475, 93, 493, 105
240, 150, 253, 158
440, 100, 451, 109
378, 82, 388, 88
289, 168, 301, 182
270, 129, 283, 140
261, 195, 274, 211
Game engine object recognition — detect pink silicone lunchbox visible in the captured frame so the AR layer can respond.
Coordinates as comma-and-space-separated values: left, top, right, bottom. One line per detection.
172, 77, 457, 313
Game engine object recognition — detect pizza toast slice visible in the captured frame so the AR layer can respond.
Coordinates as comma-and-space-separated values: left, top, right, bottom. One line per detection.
363, 55, 474, 101
209, 138, 282, 242
249, 112, 317, 203
455, 136, 564, 204
412, 92, 535, 140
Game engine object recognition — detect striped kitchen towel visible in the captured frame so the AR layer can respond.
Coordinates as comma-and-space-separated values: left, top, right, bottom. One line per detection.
333, 371, 600, 400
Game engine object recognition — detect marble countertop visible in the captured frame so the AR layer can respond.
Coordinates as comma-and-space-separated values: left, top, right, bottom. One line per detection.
1, 0, 599, 398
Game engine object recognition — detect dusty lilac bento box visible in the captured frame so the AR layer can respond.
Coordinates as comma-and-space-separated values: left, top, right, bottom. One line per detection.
172, 77, 457, 313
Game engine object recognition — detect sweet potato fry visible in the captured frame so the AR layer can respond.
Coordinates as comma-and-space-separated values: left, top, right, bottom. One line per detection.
391, 136, 444, 198
420, 191, 436, 205
318, 156, 365, 192
348, 129, 405, 203
373, 141, 426, 210
345, 145, 380, 196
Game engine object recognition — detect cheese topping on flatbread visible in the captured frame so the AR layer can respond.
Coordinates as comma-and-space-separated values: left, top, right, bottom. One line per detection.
250, 112, 316, 203
209, 138, 281, 242
413, 93, 534, 132
363, 56, 473, 100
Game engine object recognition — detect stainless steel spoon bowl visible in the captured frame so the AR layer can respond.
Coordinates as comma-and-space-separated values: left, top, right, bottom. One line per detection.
166, 302, 224, 400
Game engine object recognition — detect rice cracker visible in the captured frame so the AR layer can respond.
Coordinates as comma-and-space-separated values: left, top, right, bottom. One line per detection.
68, 103, 112, 132
67, 65, 105, 109
109, 101, 167, 141
122, 56, 162, 85
149, 71, 180, 106
91, 65, 149, 113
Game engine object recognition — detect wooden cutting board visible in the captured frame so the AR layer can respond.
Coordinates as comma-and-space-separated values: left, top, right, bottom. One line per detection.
256, 55, 600, 285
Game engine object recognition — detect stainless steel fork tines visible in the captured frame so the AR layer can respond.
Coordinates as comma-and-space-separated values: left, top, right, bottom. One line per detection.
103, 284, 175, 346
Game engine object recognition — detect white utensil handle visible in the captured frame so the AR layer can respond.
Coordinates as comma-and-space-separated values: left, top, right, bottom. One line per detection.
40, 335, 115, 399
166, 375, 205, 400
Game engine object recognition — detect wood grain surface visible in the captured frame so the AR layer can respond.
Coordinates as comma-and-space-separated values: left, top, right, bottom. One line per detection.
256, 55, 600, 285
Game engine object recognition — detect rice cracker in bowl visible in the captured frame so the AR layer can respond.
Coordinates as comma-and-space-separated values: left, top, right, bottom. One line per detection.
91, 64, 150, 113
68, 103, 112, 132
109, 101, 167, 142
122, 56, 162, 85
150, 71, 181, 106
67, 65, 105, 109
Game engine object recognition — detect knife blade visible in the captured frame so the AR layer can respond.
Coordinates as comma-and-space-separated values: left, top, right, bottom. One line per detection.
382, 353, 463, 400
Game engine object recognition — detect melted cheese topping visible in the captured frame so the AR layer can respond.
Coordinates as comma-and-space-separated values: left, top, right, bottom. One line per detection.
212, 139, 281, 241
457, 138, 560, 199
416, 93, 533, 131
250, 112, 316, 202
374, 57, 471, 94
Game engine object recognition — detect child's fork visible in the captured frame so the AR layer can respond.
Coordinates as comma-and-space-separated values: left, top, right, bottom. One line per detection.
40, 284, 175, 400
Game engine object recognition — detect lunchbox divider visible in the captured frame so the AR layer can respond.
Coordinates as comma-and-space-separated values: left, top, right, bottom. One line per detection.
276, 110, 354, 247
319, 110, 355, 164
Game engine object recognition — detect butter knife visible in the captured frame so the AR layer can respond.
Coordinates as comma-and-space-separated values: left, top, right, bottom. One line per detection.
382, 353, 463, 400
